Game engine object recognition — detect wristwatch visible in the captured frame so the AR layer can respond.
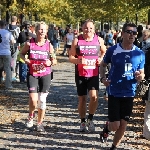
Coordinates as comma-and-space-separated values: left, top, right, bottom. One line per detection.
100, 77, 105, 83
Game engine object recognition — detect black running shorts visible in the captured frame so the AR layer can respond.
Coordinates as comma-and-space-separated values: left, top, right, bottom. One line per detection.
27, 73, 51, 93
108, 95, 134, 122
75, 74, 99, 96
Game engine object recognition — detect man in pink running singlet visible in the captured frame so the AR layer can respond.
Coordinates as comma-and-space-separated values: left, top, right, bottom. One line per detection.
69, 19, 106, 132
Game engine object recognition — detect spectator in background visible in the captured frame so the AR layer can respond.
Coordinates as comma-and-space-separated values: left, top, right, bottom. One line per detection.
59, 27, 64, 41
116, 29, 122, 43
141, 29, 150, 140
74, 29, 78, 38
60, 25, 70, 56
47, 24, 54, 45
17, 21, 36, 83
0, 20, 14, 88
79, 28, 83, 35
95, 29, 100, 37
99, 29, 106, 40
53, 26, 60, 52
146, 25, 150, 30
105, 30, 114, 47
134, 25, 143, 48
7, 16, 20, 82
64, 28, 74, 56
113, 30, 118, 44
30, 23, 36, 35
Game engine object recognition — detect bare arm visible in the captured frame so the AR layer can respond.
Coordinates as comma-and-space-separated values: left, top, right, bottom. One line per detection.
69, 38, 78, 64
96, 37, 106, 65
100, 60, 111, 86
49, 42, 54, 55
49, 42, 57, 65
135, 69, 145, 81
10, 34, 14, 45
100, 60, 107, 78
99, 37, 106, 59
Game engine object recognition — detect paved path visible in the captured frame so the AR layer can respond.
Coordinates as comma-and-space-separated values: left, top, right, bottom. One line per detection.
0, 44, 149, 150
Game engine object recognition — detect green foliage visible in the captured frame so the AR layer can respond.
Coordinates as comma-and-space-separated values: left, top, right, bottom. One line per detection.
0, 0, 150, 26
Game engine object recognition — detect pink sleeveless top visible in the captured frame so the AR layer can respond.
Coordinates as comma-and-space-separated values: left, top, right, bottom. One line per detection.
28, 38, 51, 77
76, 34, 100, 77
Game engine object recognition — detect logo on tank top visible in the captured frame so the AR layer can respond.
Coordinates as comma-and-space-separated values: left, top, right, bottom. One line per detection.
80, 45, 98, 55
30, 49, 48, 59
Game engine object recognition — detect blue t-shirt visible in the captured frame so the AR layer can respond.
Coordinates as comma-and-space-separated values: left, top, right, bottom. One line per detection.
108, 33, 113, 44
0, 29, 14, 55
103, 43, 145, 97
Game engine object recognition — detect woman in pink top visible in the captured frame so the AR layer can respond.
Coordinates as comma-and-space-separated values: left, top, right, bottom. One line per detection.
20, 21, 57, 132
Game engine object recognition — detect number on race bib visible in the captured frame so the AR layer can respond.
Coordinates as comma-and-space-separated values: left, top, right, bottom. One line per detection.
32, 63, 46, 73
83, 59, 96, 69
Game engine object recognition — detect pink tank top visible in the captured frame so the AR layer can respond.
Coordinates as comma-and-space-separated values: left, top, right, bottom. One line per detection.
76, 34, 100, 77
28, 38, 51, 76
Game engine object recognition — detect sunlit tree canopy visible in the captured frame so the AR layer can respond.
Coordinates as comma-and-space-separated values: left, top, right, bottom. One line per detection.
0, 0, 150, 27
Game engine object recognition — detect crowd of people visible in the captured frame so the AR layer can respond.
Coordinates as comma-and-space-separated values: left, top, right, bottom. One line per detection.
0, 16, 150, 149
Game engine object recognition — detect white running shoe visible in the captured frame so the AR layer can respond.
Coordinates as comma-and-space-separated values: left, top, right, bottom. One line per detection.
25, 116, 33, 128
87, 120, 95, 132
79, 122, 87, 132
37, 123, 45, 132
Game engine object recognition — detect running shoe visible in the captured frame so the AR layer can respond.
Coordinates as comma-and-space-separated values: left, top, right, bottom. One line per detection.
12, 77, 17, 82
79, 122, 87, 132
25, 116, 33, 128
100, 122, 109, 143
1, 77, 5, 82
37, 123, 45, 132
87, 119, 95, 132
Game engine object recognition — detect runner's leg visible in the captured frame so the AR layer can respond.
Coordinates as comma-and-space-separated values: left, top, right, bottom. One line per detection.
75, 75, 88, 131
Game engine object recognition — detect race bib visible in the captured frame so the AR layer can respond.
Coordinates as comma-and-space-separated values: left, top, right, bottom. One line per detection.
83, 59, 96, 69
30, 60, 46, 74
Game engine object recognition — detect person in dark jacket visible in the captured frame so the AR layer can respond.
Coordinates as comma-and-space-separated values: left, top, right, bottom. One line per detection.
141, 29, 150, 140
17, 21, 36, 83
133, 25, 143, 48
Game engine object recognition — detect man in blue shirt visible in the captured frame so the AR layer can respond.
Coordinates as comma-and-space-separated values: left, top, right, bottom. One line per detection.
100, 22, 145, 150
0, 20, 14, 88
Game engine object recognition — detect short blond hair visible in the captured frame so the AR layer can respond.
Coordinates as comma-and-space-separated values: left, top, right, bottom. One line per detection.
11, 16, 17, 22
35, 21, 48, 33
143, 29, 150, 38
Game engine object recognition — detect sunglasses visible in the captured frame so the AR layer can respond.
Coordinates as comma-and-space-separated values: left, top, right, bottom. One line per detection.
125, 30, 137, 35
